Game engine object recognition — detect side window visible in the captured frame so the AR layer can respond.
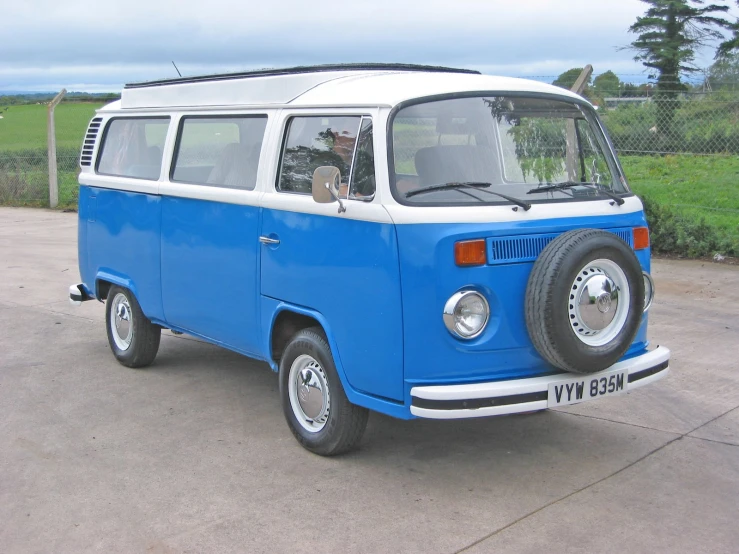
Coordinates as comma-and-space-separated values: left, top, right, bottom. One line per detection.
349, 118, 375, 199
97, 118, 169, 180
171, 116, 267, 190
277, 116, 361, 194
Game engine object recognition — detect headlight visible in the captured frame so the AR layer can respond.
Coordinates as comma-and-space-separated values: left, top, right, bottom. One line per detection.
643, 272, 654, 311
443, 290, 490, 339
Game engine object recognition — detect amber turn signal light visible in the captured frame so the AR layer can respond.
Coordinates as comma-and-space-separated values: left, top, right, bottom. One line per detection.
633, 227, 650, 250
455, 239, 487, 266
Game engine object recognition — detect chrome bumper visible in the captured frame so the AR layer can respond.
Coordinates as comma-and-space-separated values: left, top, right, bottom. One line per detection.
410, 346, 670, 419
69, 283, 93, 306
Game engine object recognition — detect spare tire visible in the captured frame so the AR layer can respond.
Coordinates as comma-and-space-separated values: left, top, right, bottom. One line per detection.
525, 229, 645, 374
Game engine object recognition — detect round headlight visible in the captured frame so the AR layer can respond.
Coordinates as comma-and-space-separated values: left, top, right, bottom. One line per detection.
443, 290, 490, 339
643, 271, 654, 312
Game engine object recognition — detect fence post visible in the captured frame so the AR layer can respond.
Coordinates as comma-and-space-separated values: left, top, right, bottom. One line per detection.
566, 66, 593, 179
47, 89, 67, 208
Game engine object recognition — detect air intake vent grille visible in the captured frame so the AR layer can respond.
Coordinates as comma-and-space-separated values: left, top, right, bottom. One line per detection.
487, 228, 634, 265
79, 117, 103, 167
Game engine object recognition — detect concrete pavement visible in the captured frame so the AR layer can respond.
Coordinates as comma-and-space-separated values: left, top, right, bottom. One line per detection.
1, 207, 737, 553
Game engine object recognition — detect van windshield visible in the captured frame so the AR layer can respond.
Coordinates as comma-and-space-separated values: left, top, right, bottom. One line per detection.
391, 96, 628, 206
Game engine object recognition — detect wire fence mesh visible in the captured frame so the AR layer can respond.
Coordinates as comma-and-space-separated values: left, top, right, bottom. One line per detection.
599, 94, 739, 155
0, 152, 79, 207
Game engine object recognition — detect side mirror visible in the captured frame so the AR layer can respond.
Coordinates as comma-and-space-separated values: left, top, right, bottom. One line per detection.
312, 166, 341, 204
312, 166, 346, 213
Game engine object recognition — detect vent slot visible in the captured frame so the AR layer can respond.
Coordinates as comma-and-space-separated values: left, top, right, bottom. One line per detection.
487, 228, 634, 265
79, 117, 103, 167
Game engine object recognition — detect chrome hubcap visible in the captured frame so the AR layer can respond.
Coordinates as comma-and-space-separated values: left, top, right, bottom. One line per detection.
568, 259, 630, 347
288, 355, 330, 433
111, 293, 133, 351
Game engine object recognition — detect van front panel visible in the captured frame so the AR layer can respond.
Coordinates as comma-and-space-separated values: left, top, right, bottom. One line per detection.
396, 210, 650, 386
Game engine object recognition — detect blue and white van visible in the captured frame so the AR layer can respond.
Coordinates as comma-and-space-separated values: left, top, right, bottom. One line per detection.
70, 64, 670, 455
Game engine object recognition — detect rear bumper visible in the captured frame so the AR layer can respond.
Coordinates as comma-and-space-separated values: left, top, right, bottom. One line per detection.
69, 283, 94, 306
410, 346, 670, 419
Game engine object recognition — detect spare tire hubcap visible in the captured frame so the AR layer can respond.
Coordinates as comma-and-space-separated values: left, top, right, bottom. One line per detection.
568, 260, 630, 347
578, 272, 618, 329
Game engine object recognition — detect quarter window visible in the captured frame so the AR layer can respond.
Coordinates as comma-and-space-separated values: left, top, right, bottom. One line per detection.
172, 116, 268, 190
349, 118, 376, 199
97, 118, 170, 180
277, 116, 363, 194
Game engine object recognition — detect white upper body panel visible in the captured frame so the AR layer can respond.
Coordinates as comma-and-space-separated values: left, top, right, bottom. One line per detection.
112, 70, 586, 112
83, 68, 630, 226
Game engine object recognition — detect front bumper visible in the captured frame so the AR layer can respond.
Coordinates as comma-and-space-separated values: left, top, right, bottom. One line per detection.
410, 346, 670, 419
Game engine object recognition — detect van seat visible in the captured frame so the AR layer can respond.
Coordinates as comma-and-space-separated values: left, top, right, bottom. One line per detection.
207, 143, 257, 190
414, 145, 500, 186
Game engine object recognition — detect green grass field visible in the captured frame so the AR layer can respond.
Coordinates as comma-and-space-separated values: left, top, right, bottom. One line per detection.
0, 102, 105, 207
0, 102, 105, 151
622, 155, 739, 251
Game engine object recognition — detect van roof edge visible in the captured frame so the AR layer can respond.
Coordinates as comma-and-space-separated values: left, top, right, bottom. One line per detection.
124, 63, 481, 89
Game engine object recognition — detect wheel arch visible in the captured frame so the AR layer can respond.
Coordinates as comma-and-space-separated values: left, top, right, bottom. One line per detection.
95, 271, 137, 301
265, 303, 355, 396
257, 297, 409, 418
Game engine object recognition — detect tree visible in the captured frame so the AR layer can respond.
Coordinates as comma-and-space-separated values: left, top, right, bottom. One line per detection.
552, 68, 591, 91
707, 52, 739, 89
593, 71, 622, 97
717, 1, 739, 57
628, 0, 732, 137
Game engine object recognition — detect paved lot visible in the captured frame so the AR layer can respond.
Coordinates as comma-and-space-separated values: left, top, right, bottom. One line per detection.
1, 207, 737, 553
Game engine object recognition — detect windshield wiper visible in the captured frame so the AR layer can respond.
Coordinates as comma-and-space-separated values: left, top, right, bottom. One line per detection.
526, 181, 625, 206
406, 182, 531, 211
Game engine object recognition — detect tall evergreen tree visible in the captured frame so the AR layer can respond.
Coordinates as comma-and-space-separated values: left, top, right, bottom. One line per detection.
628, 0, 731, 136
717, 2, 739, 57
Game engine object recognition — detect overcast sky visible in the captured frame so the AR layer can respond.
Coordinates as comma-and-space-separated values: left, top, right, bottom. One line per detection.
1, 0, 733, 93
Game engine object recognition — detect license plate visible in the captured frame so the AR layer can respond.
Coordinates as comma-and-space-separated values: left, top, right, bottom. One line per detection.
547, 369, 628, 407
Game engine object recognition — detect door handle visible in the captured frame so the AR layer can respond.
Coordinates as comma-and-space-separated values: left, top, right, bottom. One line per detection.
259, 236, 280, 245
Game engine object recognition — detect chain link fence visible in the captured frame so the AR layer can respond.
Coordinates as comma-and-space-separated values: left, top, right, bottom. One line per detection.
0, 151, 79, 207
599, 93, 739, 155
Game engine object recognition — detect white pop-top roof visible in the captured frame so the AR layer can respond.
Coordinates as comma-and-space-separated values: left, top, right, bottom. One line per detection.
114, 66, 584, 111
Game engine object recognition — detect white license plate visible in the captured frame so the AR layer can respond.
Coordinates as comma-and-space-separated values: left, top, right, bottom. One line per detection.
547, 369, 628, 407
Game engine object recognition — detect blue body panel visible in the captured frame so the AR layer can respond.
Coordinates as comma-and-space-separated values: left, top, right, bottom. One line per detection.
78, 183, 654, 419
260, 208, 405, 401
80, 186, 164, 321
259, 295, 409, 418
160, 197, 262, 356
395, 211, 651, 390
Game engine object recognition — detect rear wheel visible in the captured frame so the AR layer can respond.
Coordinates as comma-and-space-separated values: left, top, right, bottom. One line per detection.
279, 327, 368, 456
105, 285, 161, 368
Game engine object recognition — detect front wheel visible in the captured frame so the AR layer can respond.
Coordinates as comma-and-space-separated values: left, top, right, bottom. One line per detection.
105, 285, 161, 368
279, 327, 368, 456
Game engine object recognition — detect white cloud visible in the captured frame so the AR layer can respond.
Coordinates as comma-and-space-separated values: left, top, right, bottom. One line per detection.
0, 0, 726, 91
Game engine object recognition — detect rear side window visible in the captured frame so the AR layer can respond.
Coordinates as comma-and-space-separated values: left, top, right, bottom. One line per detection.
172, 116, 268, 190
97, 118, 170, 180
277, 116, 362, 194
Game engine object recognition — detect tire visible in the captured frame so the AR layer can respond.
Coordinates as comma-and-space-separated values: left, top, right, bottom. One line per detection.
105, 285, 161, 368
525, 229, 645, 374
279, 327, 369, 456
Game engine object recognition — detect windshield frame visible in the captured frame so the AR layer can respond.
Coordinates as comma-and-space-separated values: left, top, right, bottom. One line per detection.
386, 91, 633, 208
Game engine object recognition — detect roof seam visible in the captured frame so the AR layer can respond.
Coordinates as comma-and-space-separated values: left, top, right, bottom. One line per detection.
285, 73, 368, 105
125, 63, 480, 89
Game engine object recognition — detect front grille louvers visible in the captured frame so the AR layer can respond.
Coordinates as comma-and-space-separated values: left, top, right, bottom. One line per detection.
487, 228, 634, 265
